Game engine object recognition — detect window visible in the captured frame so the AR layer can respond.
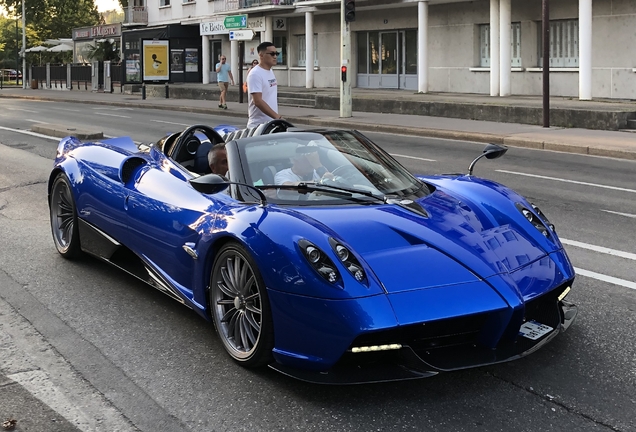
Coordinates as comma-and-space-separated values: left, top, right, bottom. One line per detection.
479, 23, 521, 67
273, 35, 287, 66
160, 0, 170, 5
357, 32, 367, 74
538, 19, 578, 67
297, 34, 318, 67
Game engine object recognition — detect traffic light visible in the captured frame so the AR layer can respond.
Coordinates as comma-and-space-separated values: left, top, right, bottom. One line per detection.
341, 66, 347, 82
344, 0, 356, 22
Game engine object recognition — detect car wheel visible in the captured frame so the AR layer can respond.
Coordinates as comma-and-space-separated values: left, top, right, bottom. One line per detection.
210, 242, 274, 367
49, 173, 82, 259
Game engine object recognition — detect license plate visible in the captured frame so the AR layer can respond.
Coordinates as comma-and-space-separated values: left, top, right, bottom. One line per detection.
519, 320, 553, 340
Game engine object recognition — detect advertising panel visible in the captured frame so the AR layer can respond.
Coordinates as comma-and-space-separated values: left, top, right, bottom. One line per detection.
185, 48, 198, 73
142, 40, 169, 81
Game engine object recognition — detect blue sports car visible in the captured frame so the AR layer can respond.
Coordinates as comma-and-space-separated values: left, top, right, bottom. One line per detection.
48, 120, 577, 384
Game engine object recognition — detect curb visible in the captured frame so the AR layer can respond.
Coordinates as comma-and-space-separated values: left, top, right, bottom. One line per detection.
2, 93, 636, 161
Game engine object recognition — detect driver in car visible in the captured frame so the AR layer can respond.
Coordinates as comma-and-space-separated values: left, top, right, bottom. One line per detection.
274, 144, 332, 186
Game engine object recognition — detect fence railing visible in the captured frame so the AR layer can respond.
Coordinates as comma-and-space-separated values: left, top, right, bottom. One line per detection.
124, 6, 148, 24
30, 63, 122, 92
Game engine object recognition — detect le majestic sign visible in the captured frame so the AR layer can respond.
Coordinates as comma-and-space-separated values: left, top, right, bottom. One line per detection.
73, 24, 122, 40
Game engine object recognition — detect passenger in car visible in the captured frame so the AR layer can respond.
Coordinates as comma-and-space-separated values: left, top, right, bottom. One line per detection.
208, 143, 229, 177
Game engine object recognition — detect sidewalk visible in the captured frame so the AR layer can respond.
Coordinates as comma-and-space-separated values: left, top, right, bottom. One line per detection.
1, 86, 635, 160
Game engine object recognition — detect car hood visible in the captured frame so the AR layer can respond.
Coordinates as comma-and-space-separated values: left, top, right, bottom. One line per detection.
293, 177, 556, 293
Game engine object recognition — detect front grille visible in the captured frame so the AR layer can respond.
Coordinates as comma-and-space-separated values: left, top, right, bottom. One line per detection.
351, 313, 489, 353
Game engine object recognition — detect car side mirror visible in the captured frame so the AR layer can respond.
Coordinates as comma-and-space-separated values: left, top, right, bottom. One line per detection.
468, 143, 508, 176
189, 173, 230, 194
190, 174, 268, 205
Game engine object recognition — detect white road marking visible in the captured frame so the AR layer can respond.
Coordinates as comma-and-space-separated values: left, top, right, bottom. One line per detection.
0, 125, 59, 141
561, 239, 636, 261
574, 267, 636, 290
56, 108, 81, 112
25, 118, 48, 124
95, 112, 128, 118
151, 119, 192, 127
391, 153, 436, 162
496, 170, 636, 194
6, 107, 39, 113
601, 209, 636, 219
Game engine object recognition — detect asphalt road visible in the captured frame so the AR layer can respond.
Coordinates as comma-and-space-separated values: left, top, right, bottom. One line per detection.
0, 99, 635, 432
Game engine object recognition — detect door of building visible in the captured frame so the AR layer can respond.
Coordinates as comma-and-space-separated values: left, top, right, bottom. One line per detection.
379, 31, 398, 88
357, 30, 417, 90
210, 40, 222, 83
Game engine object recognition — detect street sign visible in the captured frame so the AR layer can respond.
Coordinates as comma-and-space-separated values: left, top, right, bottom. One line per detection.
229, 30, 255, 41
224, 15, 248, 30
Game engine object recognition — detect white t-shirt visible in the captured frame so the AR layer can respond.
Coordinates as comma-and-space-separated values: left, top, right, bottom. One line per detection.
274, 168, 320, 185
247, 65, 278, 128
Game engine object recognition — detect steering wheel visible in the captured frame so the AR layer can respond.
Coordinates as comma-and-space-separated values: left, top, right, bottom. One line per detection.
322, 164, 361, 184
260, 119, 295, 135
173, 124, 224, 156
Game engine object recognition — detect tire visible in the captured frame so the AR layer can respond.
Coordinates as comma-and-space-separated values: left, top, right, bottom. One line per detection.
210, 242, 274, 367
49, 173, 82, 259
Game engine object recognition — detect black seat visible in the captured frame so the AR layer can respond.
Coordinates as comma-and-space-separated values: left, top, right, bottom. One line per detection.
262, 166, 277, 185
193, 142, 212, 174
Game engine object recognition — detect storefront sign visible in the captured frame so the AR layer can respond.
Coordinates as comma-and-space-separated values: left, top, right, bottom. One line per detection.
200, 17, 265, 36
73, 23, 122, 40
200, 20, 227, 35
142, 40, 169, 81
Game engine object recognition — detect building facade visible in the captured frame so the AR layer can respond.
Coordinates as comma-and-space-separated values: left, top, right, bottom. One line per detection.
124, 0, 636, 100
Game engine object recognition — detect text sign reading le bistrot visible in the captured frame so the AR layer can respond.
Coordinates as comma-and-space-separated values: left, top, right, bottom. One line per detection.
224, 15, 248, 30
229, 30, 255, 41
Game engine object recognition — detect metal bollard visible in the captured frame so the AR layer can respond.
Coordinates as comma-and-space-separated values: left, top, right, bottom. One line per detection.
142, 83, 146, 100
165, 83, 169, 99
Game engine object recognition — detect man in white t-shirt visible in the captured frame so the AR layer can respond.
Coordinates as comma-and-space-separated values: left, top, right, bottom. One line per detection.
247, 42, 283, 128
275, 145, 332, 185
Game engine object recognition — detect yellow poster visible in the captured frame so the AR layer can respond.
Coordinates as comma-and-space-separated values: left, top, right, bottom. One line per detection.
143, 40, 169, 81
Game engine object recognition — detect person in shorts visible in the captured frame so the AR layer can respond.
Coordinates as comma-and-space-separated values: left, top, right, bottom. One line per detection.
215, 55, 234, 109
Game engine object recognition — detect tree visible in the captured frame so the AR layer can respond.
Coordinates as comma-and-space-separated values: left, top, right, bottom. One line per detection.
0, 0, 100, 41
118, 0, 128, 9
86, 39, 120, 62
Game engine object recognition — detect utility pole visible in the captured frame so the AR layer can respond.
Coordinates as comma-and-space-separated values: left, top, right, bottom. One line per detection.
340, 0, 354, 118
22, 0, 27, 89
542, 0, 549, 127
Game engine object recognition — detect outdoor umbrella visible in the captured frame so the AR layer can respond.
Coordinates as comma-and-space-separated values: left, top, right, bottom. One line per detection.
26, 46, 49, 65
47, 44, 73, 52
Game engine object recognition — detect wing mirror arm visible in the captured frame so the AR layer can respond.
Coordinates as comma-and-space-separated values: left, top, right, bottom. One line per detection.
189, 174, 268, 206
467, 143, 508, 176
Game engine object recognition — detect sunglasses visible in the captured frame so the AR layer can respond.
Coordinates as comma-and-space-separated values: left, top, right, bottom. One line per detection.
265, 51, 280, 57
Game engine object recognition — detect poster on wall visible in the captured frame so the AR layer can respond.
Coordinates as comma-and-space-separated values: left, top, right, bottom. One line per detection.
142, 39, 169, 81
185, 48, 198, 72
171, 49, 184, 73
245, 41, 259, 64
125, 54, 140, 82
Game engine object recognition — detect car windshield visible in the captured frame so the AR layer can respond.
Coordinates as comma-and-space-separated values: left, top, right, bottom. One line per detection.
239, 131, 425, 204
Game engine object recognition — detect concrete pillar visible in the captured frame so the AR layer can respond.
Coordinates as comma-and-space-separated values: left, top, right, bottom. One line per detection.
230, 40, 239, 83
490, 0, 500, 96
499, 0, 511, 96
417, 1, 429, 93
579, 0, 592, 100
306, 11, 314, 88
265, 16, 274, 43
202, 35, 210, 84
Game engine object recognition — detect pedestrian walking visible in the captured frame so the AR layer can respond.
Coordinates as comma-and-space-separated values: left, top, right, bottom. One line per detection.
215, 55, 234, 109
246, 42, 282, 128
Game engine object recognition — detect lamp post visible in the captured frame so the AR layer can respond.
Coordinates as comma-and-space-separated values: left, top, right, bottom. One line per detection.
22, 0, 26, 89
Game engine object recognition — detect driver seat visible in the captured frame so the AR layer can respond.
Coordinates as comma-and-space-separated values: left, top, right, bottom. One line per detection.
193, 142, 212, 175
262, 166, 277, 185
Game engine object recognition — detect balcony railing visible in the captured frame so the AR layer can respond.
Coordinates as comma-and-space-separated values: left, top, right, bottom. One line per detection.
124, 6, 148, 25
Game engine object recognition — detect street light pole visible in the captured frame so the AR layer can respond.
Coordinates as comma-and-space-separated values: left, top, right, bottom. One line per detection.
339, 0, 352, 118
22, 0, 27, 89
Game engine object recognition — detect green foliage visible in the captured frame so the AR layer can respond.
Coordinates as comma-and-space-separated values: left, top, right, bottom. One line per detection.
86, 39, 120, 62
119, 0, 129, 9
0, 0, 100, 40
101, 9, 124, 25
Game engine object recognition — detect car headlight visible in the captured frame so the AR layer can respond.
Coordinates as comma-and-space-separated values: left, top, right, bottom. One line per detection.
515, 202, 554, 238
298, 239, 340, 284
329, 238, 367, 283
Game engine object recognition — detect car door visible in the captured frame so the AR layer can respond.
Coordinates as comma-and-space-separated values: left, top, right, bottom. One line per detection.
124, 150, 226, 295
